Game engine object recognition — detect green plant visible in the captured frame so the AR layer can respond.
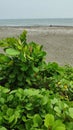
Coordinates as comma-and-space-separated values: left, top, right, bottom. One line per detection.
0, 86, 73, 129
0, 31, 46, 89
0, 31, 73, 129
44, 114, 66, 130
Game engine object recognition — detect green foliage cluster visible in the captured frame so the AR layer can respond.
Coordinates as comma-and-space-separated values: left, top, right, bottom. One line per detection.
0, 86, 73, 130
0, 31, 73, 130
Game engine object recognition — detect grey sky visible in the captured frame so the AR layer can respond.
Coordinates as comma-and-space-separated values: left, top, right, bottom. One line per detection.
0, 0, 73, 19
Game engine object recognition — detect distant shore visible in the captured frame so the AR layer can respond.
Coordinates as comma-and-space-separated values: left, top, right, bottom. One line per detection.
0, 26, 73, 66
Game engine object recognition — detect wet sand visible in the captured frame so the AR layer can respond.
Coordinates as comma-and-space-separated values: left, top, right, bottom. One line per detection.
0, 26, 73, 66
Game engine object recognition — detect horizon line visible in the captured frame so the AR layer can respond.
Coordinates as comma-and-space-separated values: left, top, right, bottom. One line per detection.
0, 17, 73, 20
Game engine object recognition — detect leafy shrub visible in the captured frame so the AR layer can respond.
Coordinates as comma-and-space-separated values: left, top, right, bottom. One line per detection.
0, 31, 73, 129
0, 31, 46, 89
0, 86, 73, 130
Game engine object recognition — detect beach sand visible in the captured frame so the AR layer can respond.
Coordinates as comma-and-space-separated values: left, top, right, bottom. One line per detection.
0, 26, 73, 66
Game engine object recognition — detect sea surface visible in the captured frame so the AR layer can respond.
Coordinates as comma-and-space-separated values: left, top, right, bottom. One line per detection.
0, 18, 73, 26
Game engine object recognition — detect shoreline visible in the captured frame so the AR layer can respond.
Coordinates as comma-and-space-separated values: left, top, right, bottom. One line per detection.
0, 25, 73, 28
0, 26, 73, 66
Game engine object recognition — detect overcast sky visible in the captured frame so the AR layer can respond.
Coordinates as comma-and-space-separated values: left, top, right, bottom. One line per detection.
0, 0, 73, 19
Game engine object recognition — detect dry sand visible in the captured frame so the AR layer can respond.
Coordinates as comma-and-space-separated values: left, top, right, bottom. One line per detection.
0, 26, 73, 66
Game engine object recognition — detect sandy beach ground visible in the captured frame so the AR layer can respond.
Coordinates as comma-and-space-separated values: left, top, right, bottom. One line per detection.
0, 26, 73, 66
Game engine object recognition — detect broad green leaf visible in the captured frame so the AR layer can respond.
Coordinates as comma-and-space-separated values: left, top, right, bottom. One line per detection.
6, 48, 20, 56
0, 98, 5, 104
10, 110, 21, 127
27, 55, 34, 60
33, 67, 39, 73
0, 127, 7, 130
25, 103, 33, 110
54, 106, 61, 115
0, 54, 10, 63
41, 96, 48, 105
14, 110, 20, 118
9, 115, 15, 123
7, 108, 13, 116
1, 105, 8, 112
3, 88, 10, 93
52, 120, 66, 130
69, 108, 73, 118
26, 78, 32, 85
38, 51, 46, 57
51, 98, 58, 105
33, 114, 42, 127
54, 126, 66, 130
22, 116, 27, 122
7, 95, 14, 101
24, 89, 40, 96
27, 114, 33, 119
44, 114, 54, 128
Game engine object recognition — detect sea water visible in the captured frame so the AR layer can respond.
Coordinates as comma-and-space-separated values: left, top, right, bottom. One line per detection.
0, 18, 73, 26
